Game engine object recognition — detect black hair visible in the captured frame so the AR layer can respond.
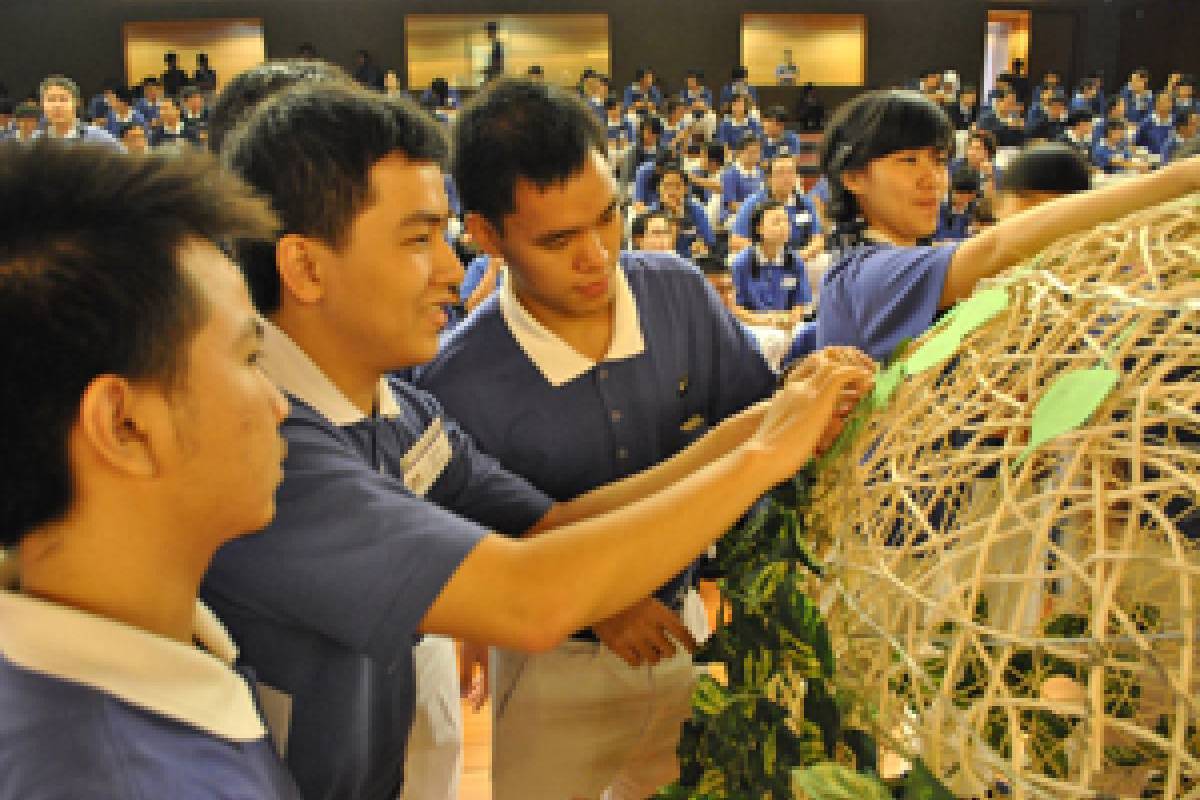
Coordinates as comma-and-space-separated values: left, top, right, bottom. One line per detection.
764, 105, 788, 123
1067, 109, 1093, 129
665, 98, 682, 114
705, 142, 725, 164
0, 141, 277, 547
14, 101, 39, 119
733, 131, 760, 152
486, 21, 498, 35
1106, 95, 1125, 116
207, 59, 351, 153
113, 85, 134, 105
604, 96, 619, 111
650, 156, 687, 196
39, 74, 80, 107
732, 65, 748, 81
961, 84, 978, 95
747, 199, 800, 284
118, 122, 144, 139
1178, 74, 1195, 88
1133, 67, 1151, 81
223, 82, 448, 314
949, 166, 981, 193
165, 51, 178, 64
999, 143, 1091, 194
820, 90, 953, 246
181, 85, 202, 100
630, 208, 669, 241
686, 69, 704, 80
642, 115, 664, 136
143, 77, 160, 87
454, 78, 605, 229
1175, 110, 1196, 131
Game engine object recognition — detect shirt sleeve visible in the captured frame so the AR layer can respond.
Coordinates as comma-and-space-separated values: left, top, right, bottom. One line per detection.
203, 410, 489, 664
730, 248, 753, 308
731, 195, 756, 238
816, 245, 958, 362
690, 199, 716, 245
426, 410, 554, 536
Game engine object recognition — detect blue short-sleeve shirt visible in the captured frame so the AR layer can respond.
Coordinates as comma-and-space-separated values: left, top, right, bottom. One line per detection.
202, 326, 551, 800
730, 189, 821, 249
0, 593, 300, 800
730, 246, 812, 311
418, 252, 775, 619
816, 243, 958, 362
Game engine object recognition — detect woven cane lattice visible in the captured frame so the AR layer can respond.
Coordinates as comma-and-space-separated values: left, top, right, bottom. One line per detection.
809, 198, 1200, 799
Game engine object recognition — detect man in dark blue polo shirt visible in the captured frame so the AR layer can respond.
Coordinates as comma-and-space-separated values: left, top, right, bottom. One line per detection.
0, 142, 299, 799
418, 78, 779, 800
209, 80, 872, 800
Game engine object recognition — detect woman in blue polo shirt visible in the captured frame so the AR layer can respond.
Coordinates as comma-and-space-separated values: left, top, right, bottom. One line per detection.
730, 200, 812, 328
650, 158, 714, 260
816, 89, 1200, 362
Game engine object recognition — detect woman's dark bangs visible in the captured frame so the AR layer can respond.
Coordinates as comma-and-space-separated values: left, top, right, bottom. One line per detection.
866, 92, 954, 160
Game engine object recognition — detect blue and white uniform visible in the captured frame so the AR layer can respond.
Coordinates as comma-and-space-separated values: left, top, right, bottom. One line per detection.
817, 241, 960, 361
418, 251, 774, 800
201, 323, 552, 800
720, 162, 765, 214
730, 245, 812, 311
729, 189, 821, 250
717, 115, 761, 148
0, 592, 301, 800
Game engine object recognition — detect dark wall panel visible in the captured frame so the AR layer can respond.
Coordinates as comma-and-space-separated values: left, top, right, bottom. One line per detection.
0, 0, 1125, 112
1118, 0, 1200, 91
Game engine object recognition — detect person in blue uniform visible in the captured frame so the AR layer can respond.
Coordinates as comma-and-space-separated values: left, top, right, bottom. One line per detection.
1121, 68, 1155, 123
1161, 110, 1198, 163
1057, 109, 1095, 158
104, 85, 148, 139
720, 132, 764, 216
718, 93, 761, 148
0, 141, 300, 799
932, 167, 979, 242
947, 84, 979, 130
1026, 91, 1069, 142
978, 88, 1027, 148
1172, 74, 1196, 115
151, 97, 199, 148
815, 89, 1200, 362
1136, 91, 1175, 154
418, 77, 849, 800
650, 158, 715, 260
730, 200, 813, 325
1092, 119, 1147, 174
760, 105, 802, 159
680, 68, 713, 108
623, 67, 662, 113
213, 79, 872, 800
135, 78, 163, 124
35, 74, 122, 149
728, 152, 824, 258
720, 65, 759, 110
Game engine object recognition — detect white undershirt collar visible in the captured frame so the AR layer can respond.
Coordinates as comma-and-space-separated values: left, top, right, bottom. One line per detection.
0, 591, 265, 741
498, 265, 645, 387
260, 320, 401, 425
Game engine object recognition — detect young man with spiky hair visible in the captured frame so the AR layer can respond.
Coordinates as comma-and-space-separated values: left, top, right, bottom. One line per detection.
0, 141, 296, 797
416, 77, 777, 799
209, 80, 871, 800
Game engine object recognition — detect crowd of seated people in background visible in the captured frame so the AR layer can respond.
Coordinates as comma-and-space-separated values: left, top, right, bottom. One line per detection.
3, 55, 1197, 373
2, 43, 1200, 800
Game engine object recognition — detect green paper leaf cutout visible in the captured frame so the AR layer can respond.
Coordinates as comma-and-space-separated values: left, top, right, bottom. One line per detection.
872, 360, 906, 409
1015, 366, 1119, 467
792, 763, 893, 800
905, 287, 1010, 375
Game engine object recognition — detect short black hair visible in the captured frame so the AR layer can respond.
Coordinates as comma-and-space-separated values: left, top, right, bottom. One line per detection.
113, 85, 134, 105
1175, 110, 1197, 131
764, 105, 788, 123
705, 142, 726, 164
1067, 109, 1093, 128
14, 101, 39, 119
749, 199, 786, 242
732, 65, 748, 81
0, 141, 277, 547
950, 166, 981, 193
453, 77, 606, 228
999, 143, 1091, 194
820, 89, 953, 239
181, 85, 202, 100
1106, 95, 1125, 115
733, 131, 760, 152
207, 59, 352, 153
223, 82, 448, 315
650, 156, 687, 194
630, 208, 669, 240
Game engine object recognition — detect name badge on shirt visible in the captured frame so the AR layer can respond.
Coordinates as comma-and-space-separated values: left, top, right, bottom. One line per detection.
781, 275, 799, 289
399, 417, 451, 497
794, 211, 812, 225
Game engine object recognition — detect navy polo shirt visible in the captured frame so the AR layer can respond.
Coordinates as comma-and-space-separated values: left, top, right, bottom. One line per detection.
817, 243, 958, 362
718, 116, 761, 148
0, 593, 300, 800
202, 325, 551, 800
721, 164, 765, 212
730, 246, 812, 311
730, 189, 821, 249
649, 197, 715, 260
762, 131, 802, 160
418, 252, 775, 622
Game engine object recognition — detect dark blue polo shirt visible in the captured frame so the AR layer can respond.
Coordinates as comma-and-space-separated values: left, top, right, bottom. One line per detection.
418, 252, 775, 623
730, 246, 812, 312
817, 243, 958, 361
202, 374, 551, 800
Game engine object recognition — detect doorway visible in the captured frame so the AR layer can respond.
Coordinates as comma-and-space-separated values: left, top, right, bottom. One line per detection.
984, 10, 1030, 99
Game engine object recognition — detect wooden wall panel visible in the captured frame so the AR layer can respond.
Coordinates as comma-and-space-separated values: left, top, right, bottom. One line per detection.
123, 18, 265, 90
741, 14, 866, 87
406, 14, 609, 89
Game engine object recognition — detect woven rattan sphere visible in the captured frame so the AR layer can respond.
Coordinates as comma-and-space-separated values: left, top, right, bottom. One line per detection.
811, 198, 1200, 799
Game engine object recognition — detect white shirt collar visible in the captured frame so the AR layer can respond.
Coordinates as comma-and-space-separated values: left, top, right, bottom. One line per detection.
498, 265, 645, 387
755, 244, 787, 265
260, 320, 401, 425
0, 591, 265, 741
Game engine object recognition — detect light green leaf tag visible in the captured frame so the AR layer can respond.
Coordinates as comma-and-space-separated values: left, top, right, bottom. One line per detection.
792, 763, 893, 800
872, 360, 906, 409
1015, 366, 1119, 467
905, 287, 1009, 375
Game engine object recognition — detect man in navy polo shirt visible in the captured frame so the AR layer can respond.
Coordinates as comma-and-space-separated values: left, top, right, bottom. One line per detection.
418, 78, 781, 800
210, 80, 872, 800
0, 142, 299, 798
760, 105, 802, 160
728, 152, 824, 257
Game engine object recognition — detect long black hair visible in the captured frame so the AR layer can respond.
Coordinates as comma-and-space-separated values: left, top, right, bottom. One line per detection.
747, 199, 802, 305
820, 90, 953, 247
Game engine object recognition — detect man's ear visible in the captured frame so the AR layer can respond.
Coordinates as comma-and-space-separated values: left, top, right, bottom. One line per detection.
276, 234, 327, 305
464, 213, 503, 259
839, 167, 867, 197
75, 375, 169, 480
